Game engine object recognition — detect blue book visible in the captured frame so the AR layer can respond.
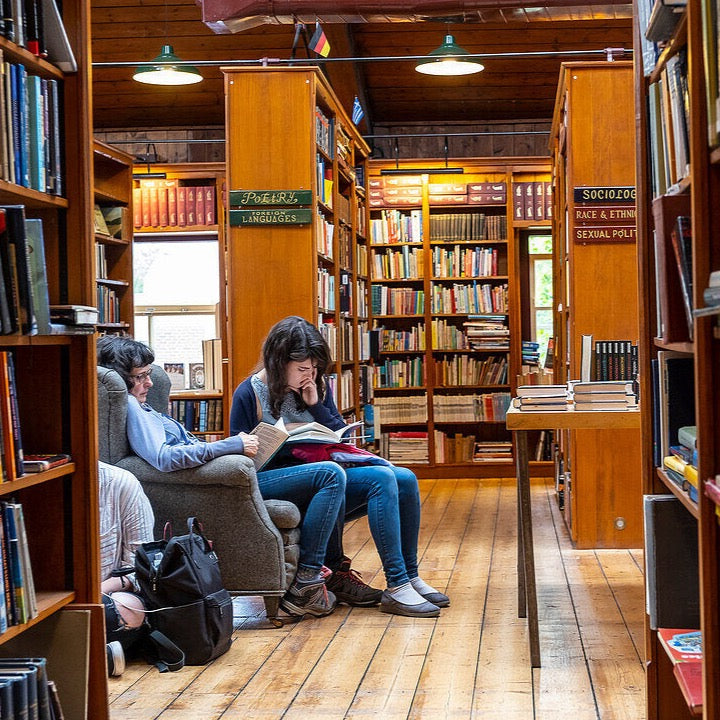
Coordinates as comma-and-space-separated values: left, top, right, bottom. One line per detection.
15, 64, 29, 189
2, 502, 26, 625
26, 75, 44, 192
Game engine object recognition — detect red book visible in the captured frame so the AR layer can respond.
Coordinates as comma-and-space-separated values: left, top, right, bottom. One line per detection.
657, 628, 702, 664
132, 187, 142, 228
167, 185, 177, 227
673, 662, 703, 714
158, 187, 169, 227
186, 187, 197, 225
177, 187, 187, 227
204, 185, 216, 225
195, 187, 206, 225
140, 186, 150, 227
148, 185, 159, 227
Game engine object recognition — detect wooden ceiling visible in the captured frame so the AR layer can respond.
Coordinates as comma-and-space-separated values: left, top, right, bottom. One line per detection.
90, 0, 633, 134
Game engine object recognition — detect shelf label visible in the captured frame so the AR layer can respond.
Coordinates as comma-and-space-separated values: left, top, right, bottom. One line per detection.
574, 225, 636, 242
574, 205, 635, 223
229, 208, 312, 226
573, 186, 635, 203
229, 190, 312, 207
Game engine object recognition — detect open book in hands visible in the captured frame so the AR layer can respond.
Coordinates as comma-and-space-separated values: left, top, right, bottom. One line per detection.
248, 418, 363, 471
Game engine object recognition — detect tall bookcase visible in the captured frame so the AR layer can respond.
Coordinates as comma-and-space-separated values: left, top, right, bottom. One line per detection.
132, 162, 228, 432
223, 67, 370, 423
366, 158, 553, 478
548, 61, 643, 549
0, 1, 109, 716
635, 2, 720, 717
94, 139, 134, 333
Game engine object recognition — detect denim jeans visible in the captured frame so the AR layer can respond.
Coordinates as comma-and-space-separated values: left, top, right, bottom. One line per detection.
325, 465, 421, 588
257, 461, 345, 573
103, 593, 147, 652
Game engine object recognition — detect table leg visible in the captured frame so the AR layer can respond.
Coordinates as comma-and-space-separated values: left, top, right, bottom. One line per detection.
515, 429, 541, 668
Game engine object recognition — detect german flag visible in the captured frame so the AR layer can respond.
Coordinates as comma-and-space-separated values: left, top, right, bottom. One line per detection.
309, 22, 331, 57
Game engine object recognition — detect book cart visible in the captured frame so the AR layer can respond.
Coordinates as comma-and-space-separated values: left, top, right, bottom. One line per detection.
366, 158, 553, 478
0, 0, 109, 715
634, 0, 720, 716
223, 67, 371, 430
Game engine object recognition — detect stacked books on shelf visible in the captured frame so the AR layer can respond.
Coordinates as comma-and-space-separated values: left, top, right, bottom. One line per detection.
511, 384, 570, 411
662, 424, 698, 502
521, 340, 540, 367
472, 440, 513, 463
463, 315, 509, 350
570, 380, 638, 411
657, 628, 702, 715
379, 431, 429, 464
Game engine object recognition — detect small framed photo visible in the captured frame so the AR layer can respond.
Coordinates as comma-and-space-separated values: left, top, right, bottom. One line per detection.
164, 363, 186, 391
189, 363, 205, 389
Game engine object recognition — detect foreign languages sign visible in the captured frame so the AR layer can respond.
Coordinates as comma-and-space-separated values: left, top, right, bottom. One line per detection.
229, 208, 313, 226
229, 190, 312, 207
573, 186, 636, 244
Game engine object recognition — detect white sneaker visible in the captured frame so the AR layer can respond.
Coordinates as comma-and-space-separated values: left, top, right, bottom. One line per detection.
106, 641, 126, 677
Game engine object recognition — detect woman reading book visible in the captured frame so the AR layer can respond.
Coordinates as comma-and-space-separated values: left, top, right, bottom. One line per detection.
97, 335, 345, 619
230, 316, 450, 617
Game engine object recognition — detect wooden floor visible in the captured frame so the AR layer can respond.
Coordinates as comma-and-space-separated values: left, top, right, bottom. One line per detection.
108, 477, 646, 719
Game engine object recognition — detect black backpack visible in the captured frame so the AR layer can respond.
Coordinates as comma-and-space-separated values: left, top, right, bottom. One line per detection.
135, 517, 233, 666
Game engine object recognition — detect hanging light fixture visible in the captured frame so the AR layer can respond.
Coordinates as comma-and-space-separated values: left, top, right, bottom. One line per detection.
133, 44, 203, 85
415, 34, 484, 77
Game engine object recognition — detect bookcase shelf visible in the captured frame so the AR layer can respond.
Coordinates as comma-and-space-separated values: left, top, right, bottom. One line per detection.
224, 67, 370, 423
0, 0, 109, 713
367, 157, 552, 476
548, 61, 642, 549
635, 2, 720, 716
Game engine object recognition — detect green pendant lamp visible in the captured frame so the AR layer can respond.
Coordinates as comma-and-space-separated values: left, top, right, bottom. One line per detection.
415, 34, 484, 76
133, 45, 203, 86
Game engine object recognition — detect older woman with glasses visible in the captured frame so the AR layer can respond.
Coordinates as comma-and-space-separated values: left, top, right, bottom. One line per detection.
96, 335, 346, 619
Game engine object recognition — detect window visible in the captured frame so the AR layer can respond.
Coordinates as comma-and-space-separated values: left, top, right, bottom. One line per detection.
528, 233, 553, 365
134, 237, 220, 386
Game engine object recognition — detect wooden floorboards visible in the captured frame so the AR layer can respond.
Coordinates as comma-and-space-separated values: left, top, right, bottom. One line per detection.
108, 477, 646, 719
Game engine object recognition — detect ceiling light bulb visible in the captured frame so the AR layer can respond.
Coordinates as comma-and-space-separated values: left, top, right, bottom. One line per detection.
133, 45, 203, 86
415, 35, 484, 77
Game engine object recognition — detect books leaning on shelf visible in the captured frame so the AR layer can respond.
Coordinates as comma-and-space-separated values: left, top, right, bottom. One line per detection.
0, 350, 23, 482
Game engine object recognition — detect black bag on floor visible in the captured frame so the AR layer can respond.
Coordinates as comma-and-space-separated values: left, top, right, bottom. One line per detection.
135, 517, 233, 665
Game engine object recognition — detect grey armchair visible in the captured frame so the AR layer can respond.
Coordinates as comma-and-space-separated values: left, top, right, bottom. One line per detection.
97, 364, 301, 623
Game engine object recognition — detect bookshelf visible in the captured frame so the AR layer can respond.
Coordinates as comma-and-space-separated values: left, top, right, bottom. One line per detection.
366, 158, 553, 478
223, 67, 370, 425
132, 162, 227, 433
0, 0, 109, 716
548, 61, 643, 549
635, 1, 720, 717
94, 139, 134, 333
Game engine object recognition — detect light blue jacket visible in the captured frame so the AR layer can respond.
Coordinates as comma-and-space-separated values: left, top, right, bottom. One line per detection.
127, 395, 245, 471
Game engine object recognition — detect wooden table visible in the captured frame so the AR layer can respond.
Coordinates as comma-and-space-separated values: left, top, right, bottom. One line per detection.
505, 406, 641, 667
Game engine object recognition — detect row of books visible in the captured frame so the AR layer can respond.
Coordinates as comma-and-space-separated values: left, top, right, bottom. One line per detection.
431, 245, 500, 278
315, 105, 333, 157
429, 212, 507, 243
512, 380, 638, 412
375, 323, 426, 352
95, 284, 121, 325
133, 180, 217, 229
464, 315, 510, 350
372, 357, 425, 389
371, 286, 424, 316
434, 354, 508, 387
512, 181, 553, 222
316, 156, 333, 209
433, 392, 511, 423
434, 431, 479, 464
318, 268, 336, 312
368, 178, 508, 208
315, 212, 334, 259
430, 282, 509, 315
0, 501, 37, 631
0, 57, 62, 194
0, 655, 66, 720
371, 245, 423, 280
169, 398, 224, 434
373, 394, 428, 424
369, 209, 423, 244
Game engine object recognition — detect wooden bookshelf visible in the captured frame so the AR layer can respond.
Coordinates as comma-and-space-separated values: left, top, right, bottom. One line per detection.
366, 158, 554, 477
635, 1, 720, 717
548, 61, 642, 549
0, 0, 108, 715
94, 139, 134, 332
223, 67, 370, 423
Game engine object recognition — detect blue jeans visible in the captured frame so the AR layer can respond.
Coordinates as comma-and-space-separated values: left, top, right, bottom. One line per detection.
325, 465, 421, 588
257, 461, 345, 573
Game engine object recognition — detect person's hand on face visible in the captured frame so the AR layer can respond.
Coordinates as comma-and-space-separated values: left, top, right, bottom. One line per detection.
286, 359, 319, 406
239, 432, 259, 457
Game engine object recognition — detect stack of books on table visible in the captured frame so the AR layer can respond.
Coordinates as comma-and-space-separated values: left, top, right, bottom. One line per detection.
570, 380, 638, 411
511, 384, 570, 411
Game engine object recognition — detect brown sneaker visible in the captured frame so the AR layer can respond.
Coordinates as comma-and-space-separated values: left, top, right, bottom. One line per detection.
281, 572, 337, 617
326, 557, 382, 606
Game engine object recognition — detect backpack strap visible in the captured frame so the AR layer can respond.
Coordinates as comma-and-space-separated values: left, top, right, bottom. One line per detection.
146, 629, 185, 673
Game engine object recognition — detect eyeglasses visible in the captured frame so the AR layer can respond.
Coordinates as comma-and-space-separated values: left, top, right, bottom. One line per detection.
130, 368, 153, 384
